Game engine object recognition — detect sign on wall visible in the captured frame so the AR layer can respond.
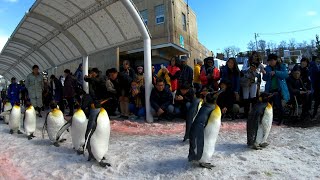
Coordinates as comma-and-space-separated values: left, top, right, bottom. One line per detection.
180, 35, 184, 48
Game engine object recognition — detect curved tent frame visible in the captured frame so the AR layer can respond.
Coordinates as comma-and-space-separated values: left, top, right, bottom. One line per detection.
0, 0, 153, 122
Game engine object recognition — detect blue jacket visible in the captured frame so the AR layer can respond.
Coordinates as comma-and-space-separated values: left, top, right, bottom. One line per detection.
309, 61, 320, 91
221, 66, 240, 93
8, 83, 20, 105
263, 64, 290, 102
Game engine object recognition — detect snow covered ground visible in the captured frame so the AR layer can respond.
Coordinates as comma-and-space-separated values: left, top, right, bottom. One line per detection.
0, 114, 320, 180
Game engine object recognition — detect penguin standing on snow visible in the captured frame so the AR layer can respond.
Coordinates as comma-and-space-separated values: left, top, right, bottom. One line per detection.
9, 102, 23, 134
247, 93, 274, 150
183, 98, 203, 142
23, 102, 37, 140
188, 91, 223, 169
42, 102, 66, 147
84, 100, 111, 167
0, 100, 12, 124
56, 105, 88, 154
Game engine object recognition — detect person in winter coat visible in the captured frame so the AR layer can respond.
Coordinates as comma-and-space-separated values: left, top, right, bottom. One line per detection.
74, 63, 83, 89
193, 58, 203, 96
221, 58, 241, 102
19, 81, 27, 106
7, 77, 20, 106
63, 69, 76, 116
84, 68, 107, 101
121, 60, 136, 83
108, 68, 132, 119
299, 57, 311, 90
150, 78, 174, 120
200, 57, 220, 92
50, 75, 64, 113
129, 80, 146, 120
174, 83, 195, 118
240, 63, 261, 118
178, 56, 193, 88
136, 66, 145, 87
105, 69, 118, 116
309, 56, 320, 119
157, 57, 181, 92
25, 65, 43, 117
263, 54, 289, 125
286, 66, 312, 121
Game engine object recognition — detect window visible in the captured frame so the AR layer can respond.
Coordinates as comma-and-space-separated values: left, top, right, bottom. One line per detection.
182, 13, 187, 31
155, 4, 165, 24
140, 10, 148, 25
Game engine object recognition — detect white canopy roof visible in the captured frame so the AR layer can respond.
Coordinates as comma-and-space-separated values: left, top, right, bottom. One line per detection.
0, 0, 150, 80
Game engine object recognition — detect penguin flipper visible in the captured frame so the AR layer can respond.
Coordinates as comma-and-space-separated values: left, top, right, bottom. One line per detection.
184, 98, 201, 141
83, 129, 92, 156
56, 120, 72, 141
42, 112, 50, 139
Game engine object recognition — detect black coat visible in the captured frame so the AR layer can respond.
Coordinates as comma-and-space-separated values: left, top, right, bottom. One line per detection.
84, 75, 107, 100
111, 73, 132, 97
150, 87, 173, 111
178, 64, 193, 87
286, 76, 306, 98
63, 75, 76, 98
174, 88, 195, 106
216, 87, 235, 110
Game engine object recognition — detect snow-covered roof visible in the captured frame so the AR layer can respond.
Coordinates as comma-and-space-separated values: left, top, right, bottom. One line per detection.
0, 0, 149, 80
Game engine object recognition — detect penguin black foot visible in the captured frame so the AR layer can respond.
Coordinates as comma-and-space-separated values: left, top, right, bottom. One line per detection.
250, 144, 262, 150
17, 130, 23, 134
77, 150, 84, 155
28, 135, 33, 140
59, 138, 67, 143
9, 129, 13, 134
99, 161, 111, 167
53, 142, 60, 147
199, 163, 215, 169
259, 142, 269, 148
88, 156, 92, 161
31, 133, 36, 138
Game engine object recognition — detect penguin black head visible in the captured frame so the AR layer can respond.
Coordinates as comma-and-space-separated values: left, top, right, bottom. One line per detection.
25, 101, 32, 108
14, 101, 20, 106
259, 92, 274, 103
49, 101, 58, 110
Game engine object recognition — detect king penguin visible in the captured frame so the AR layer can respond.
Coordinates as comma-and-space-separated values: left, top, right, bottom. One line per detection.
183, 98, 203, 142
23, 102, 37, 140
43, 102, 66, 147
247, 93, 273, 150
56, 104, 88, 154
84, 100, 111, 167
1, 100, 12, 124
9, 102, 22, 134
188, 91, 223, 169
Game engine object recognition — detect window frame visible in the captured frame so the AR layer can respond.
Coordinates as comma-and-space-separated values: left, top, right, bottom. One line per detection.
155, 4, 165, 25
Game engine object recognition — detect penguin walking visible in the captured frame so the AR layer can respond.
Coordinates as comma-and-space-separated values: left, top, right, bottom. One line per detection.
56, 107, 88, 154
0, 101, 12, 124
23, 102, 37, 140
247, 93, 274, 150
84, 101, 111, 167
188, 92, 223, 169
183, 98, 203, 142
42, 102, 66, 147
9, 102, 22, 134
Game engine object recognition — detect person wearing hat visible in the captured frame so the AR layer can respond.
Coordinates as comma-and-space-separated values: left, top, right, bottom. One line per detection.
178, 55, 193, 88
193, 58, 203, 96
136, 66, 145, 87
286, 65, 312, 121
7, 77, 21, 106
240, 62, 260, 118
262, 54, 289, 125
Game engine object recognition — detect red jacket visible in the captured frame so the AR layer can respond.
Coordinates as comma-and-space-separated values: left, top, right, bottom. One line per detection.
167, 65, 180, 91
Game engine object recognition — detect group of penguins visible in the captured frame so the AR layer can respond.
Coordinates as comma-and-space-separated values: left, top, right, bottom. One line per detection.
0, 91, 274, 169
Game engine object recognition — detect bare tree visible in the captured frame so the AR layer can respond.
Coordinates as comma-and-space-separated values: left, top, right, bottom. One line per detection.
247, 41, 256, 51
258, 40, 266, 52
288, 38, 296, 50
279, 40, 287, 49
310, 40, 316, 48
224, 47, 231, 58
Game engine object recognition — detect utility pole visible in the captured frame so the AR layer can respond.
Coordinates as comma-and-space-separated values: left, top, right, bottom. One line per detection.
255, 33, 259, 51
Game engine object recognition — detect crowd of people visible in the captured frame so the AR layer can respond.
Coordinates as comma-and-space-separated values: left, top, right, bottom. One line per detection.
1, 52, 320, 125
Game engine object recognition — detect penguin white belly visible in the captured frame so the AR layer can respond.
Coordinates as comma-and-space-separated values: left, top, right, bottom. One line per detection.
256, 106, 273, 145
47, 113, 65, 142
3, 103, 12, 123
9, 107, 21, 131
199, 120, 221, 163
24, 109, 37, 135
71, 113, 88, 150
90, 114, 110, 162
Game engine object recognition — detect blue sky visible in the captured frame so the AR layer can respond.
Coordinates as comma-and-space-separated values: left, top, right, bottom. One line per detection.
0, 0, 320, 54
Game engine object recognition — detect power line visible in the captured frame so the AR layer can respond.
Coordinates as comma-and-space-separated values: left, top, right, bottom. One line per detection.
258, 25, 320, 36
